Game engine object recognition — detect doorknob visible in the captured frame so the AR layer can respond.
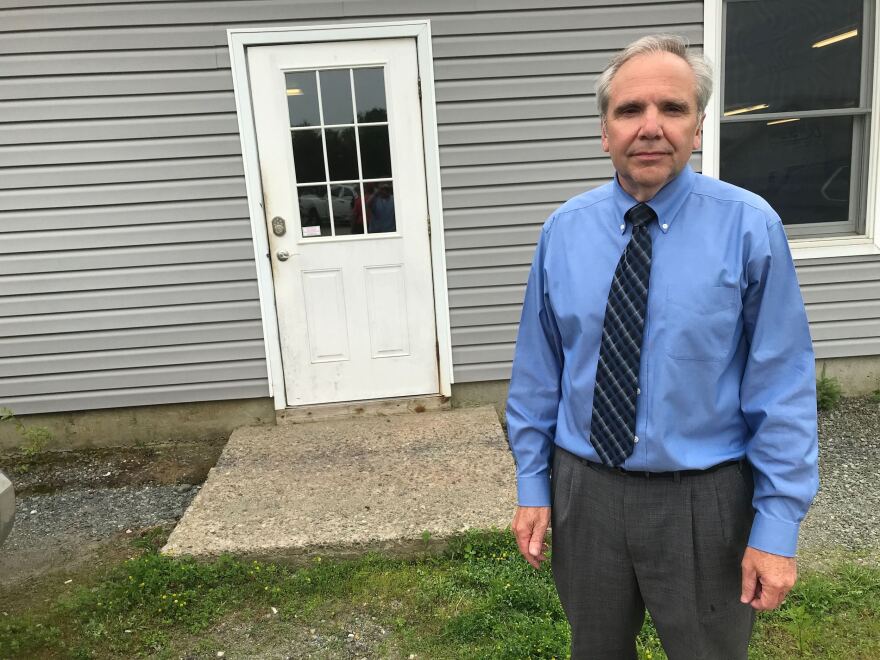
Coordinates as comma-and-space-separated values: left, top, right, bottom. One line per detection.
276, 250, 290, 261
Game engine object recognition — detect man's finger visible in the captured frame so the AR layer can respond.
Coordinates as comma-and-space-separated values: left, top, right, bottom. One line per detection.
528, 521, 548, 560
740, 563, 757, 604
513, 524, 533, 561
761, 581, 790, 610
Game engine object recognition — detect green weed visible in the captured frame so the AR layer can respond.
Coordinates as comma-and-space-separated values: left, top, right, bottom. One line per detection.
816, 366, 842, 412
1, 407, 53, 458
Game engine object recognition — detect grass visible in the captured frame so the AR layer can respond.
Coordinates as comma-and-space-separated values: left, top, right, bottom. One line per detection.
1, 529, 878, 659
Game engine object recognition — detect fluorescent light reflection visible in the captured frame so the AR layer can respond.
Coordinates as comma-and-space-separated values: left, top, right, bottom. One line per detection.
812, 29, 858, 49
767, 118, 800, 126
724, 103, 769, 117
286, 88, 304, 96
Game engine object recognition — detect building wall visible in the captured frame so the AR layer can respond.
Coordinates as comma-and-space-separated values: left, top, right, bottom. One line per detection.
2, 0, 873, 417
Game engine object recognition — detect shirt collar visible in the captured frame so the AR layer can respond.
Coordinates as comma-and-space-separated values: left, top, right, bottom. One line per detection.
612, 164, 696, 235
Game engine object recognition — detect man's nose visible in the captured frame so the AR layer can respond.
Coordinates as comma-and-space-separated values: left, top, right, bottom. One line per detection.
639, 109, 662, 138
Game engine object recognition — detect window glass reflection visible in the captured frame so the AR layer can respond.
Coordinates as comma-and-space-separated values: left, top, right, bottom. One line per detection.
720, 116, 852, 224
291, 129, 325, 184
330, 183, 359, 235
354, 68, 387, 122
359, 126, 392, 179
325, 127, 359, 181
319, 69, 354, 125
363, 181, 396, 234
297, 185, 332, 237
286, 66, 396, 240
286, 71, 320, 127
724, 0, 862, 114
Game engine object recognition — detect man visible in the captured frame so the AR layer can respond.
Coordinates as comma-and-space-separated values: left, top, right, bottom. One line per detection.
507, 34, 818, 659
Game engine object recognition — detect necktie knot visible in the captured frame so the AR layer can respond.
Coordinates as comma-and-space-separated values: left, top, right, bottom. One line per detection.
625, 202, 657, 229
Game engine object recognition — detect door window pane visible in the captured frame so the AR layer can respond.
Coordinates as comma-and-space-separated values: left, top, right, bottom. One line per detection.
330, 183, 359, 235
720, 116, 853, 225
364, 181, 396, 234
354, 67, 387, 122
359, 126, 392, 179
297, 185, 332, 237
291, 129, 325, 184
285, 71, 320, 127
325, 127, 359, 181
724, 0, 862, 114
319, 69, 354, 125
285, 66, 396, 240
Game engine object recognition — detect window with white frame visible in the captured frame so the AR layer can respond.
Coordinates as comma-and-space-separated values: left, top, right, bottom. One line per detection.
720, 0, 873, 238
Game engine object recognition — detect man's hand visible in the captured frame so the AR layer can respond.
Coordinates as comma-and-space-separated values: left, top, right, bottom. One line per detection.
740, 546, 797, 610
512, 505, 551, 569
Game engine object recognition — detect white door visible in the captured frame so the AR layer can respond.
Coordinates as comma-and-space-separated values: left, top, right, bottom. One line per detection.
248, 39, 439, 406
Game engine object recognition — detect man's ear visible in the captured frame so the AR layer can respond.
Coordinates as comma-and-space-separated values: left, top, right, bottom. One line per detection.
693, 113, 704, 151
601, 118, 610, 153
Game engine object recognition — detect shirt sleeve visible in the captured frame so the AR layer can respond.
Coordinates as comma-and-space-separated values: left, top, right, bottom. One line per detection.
740, 218, 819, 557
506, 221, 564, 507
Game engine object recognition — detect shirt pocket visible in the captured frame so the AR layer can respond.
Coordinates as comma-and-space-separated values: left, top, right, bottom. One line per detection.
665, 285, 741, 362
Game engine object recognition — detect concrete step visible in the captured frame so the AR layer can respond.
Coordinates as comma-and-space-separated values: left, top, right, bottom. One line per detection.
162, 406, 515, 562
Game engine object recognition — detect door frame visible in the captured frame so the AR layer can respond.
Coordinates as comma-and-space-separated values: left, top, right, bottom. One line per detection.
228, 21, 453, 410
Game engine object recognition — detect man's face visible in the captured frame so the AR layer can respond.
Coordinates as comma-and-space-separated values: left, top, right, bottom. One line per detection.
601, 52, 704, 202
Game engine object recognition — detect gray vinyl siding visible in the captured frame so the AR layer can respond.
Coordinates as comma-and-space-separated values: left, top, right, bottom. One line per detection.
0, 1, 265, 414
0, 0, 699, 413
1, 1, 875, 416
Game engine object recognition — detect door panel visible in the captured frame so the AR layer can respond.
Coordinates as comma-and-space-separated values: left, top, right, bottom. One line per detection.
248, 39, 439, 405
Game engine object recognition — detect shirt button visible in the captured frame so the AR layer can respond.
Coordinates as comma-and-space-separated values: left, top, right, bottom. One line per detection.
636, 387, 641, 395
634, 435, 639, 443
620, 224, 625, 231
661, 223, 669, 230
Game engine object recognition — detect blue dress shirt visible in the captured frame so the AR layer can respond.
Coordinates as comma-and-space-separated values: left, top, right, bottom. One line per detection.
507, 165, 819, 557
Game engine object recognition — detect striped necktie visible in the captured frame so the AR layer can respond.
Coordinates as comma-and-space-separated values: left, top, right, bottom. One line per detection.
588, 202, 657, 466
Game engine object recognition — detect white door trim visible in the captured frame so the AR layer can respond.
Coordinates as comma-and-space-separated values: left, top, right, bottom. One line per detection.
228, 21, 453, 409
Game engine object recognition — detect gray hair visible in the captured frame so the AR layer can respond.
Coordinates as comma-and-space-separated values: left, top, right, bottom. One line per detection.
595, 34, 713, 121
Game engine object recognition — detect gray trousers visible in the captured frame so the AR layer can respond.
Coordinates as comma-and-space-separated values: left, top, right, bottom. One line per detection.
551, 447, 756, 660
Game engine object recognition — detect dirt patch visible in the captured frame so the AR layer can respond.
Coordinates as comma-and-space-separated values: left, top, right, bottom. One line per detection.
0, 526, 167, 617
0, 440, 226, 497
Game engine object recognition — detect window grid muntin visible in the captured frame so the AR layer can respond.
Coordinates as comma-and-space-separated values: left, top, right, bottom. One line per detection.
719, 0, 873, 236
314, 69, 335, 237
288, 65, 394, 238
349, 68, 369, 232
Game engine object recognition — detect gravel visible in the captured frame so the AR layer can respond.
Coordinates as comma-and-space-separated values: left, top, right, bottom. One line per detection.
800, 395, 880, 558
7, 484, 198, 548
0, 484, 199, 584
0, 396, 878, 581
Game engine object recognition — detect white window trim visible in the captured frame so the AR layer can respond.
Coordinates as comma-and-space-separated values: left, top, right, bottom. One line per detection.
227, 21, 453, 409
703, 0, 880, 261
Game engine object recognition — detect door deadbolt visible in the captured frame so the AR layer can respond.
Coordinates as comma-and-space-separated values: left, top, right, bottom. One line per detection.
276, 250, 290, 261
272, 216, 286, 236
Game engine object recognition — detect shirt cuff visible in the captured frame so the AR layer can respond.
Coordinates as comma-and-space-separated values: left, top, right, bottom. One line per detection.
517, 475, 552, 507
748, 511, 801, 557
